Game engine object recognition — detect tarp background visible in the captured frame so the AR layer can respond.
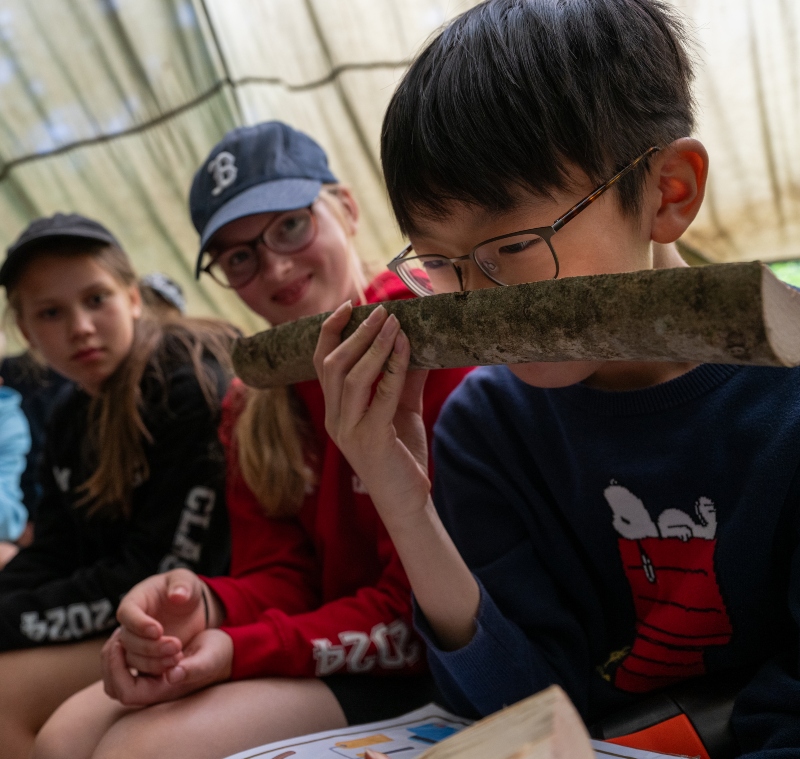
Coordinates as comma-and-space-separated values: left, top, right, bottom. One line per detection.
0, 0, 797, 345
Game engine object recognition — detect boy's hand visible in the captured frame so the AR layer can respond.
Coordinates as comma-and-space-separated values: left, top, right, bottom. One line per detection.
314, 302, 431, 527
316, 302, 481, 652
115, 568, 221, 676
102, 626, 233, 706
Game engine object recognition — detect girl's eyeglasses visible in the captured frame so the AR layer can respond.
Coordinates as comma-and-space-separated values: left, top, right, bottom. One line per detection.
201, 204, 319, 289
388, 147, 659, 297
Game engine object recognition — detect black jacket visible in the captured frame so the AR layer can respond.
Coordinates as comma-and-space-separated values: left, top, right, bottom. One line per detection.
0, 349, 230, 649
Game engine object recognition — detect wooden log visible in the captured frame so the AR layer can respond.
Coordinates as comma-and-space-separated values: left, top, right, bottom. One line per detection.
232, 262, 800, 389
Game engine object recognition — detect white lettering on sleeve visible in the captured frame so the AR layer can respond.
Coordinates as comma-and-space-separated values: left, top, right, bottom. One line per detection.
310, 619, 420, 676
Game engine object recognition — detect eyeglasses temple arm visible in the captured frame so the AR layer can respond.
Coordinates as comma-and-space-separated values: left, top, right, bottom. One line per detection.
551, 147, 659, 233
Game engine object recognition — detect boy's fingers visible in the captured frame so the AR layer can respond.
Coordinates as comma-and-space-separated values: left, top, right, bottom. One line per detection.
313, 300, 353, 379
399, 366, 428, 415
321, 305, 390, 424
338, 314, 402, 430
359, 327, 410, 431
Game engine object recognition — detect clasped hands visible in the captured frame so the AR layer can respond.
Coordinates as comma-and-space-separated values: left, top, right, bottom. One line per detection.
102, 568, 233, 706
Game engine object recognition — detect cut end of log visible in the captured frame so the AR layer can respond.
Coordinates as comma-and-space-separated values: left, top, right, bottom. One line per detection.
762, 269, 800, 367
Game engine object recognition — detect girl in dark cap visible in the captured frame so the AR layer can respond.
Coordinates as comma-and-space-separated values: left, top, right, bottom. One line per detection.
0, 215, 236, 758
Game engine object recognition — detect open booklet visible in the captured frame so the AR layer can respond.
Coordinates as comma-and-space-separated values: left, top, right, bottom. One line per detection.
222, 701, 688, 759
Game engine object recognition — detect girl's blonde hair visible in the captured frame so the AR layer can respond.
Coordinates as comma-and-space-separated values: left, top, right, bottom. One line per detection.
7, 240, 238, 519
234, 186, 367, 517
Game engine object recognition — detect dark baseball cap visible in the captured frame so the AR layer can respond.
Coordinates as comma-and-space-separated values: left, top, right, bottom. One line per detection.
0, 213, 121, 289
189, 121, 338, 278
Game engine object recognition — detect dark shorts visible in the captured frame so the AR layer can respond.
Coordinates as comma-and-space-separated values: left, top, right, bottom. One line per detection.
323, 674, 442, 725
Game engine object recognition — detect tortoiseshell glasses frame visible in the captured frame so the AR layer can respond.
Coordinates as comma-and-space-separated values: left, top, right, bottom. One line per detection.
388, 146, 660, 297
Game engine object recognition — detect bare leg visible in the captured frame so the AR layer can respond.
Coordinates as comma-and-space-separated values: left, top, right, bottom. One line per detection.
33, 681, 134, 759
71, 678, 346, 759
0, 638, 105, 759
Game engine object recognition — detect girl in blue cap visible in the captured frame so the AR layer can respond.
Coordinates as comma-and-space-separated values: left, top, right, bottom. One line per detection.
34, 123, 469, 759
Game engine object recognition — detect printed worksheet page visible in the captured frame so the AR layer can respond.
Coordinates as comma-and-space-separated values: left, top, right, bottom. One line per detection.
222, 703, 687, 759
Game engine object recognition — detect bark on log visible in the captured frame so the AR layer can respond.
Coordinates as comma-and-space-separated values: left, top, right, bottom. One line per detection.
232, 262, 800, 389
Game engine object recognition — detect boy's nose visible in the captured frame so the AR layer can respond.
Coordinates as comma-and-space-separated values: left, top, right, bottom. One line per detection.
458, 260, 498, 292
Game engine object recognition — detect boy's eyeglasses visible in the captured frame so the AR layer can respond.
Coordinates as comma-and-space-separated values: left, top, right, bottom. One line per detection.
388, 147, 659, 297
201, 203, 319, 289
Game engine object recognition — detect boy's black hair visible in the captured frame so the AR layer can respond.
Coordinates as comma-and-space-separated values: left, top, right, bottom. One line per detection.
381, 0, 696, 235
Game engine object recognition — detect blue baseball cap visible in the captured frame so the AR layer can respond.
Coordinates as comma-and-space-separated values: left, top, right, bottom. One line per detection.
189, 121, 338, 278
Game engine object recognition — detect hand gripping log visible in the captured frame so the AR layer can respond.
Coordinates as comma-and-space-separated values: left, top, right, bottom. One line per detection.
232, 262, 800, 388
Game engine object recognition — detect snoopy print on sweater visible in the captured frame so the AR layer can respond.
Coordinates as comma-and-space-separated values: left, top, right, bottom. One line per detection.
602, 482, 733, 693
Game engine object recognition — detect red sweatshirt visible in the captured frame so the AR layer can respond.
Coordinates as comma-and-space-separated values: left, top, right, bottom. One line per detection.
205, 272, 471, 680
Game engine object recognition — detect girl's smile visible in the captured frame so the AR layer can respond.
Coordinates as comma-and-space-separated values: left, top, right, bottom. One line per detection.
271, 272, 313, 307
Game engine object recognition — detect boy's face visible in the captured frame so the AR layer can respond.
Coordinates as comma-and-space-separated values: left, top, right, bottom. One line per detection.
406, 169, 656, 389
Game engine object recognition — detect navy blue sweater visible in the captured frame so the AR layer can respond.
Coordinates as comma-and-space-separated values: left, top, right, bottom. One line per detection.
421, 363, 800, 758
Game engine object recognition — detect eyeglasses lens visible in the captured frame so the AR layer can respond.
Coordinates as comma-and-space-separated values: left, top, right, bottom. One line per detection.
395, 257, 450, 296
210, 249, 259, 288
265, 208, 315, 254
473, 233, 555, 286
396, 232, 555, 296
208, 208, 316, 288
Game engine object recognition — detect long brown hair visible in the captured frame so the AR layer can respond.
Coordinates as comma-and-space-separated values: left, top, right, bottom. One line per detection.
233, 187, 366, 517
7, 240, 237, 519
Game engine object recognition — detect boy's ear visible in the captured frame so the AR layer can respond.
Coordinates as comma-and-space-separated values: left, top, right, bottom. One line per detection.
649, 138, 708, 244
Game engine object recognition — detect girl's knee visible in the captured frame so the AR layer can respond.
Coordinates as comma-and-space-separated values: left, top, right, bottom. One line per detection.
92, 724, 167, 759
31, 723, 72, 759
32, 679, 121, 759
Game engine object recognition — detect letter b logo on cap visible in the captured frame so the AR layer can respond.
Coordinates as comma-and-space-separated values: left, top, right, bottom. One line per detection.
208, 151, 238, 197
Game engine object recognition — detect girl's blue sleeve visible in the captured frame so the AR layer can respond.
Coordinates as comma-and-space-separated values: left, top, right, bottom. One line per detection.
0, 387, 31, 541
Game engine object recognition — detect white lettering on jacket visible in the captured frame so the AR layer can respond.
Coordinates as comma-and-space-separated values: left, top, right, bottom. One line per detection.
52, 467, 71, 493
158, 486, 216, 572
311, 619, 420, 676
20, 599, 115, 642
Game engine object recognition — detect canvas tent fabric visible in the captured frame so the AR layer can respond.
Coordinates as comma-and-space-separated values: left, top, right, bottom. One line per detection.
0, 0, 797, 339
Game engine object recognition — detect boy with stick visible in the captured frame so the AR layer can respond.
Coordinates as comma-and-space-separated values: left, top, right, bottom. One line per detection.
315, 1, 800, 756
